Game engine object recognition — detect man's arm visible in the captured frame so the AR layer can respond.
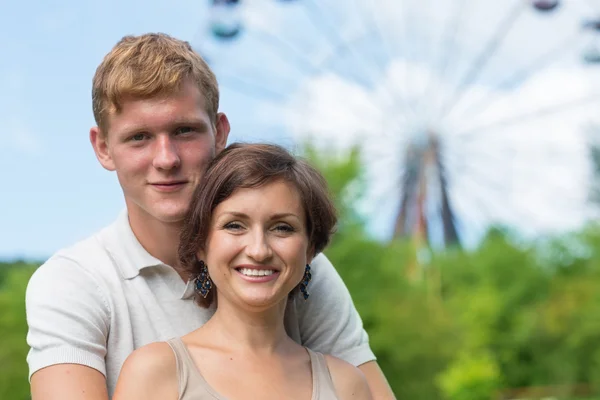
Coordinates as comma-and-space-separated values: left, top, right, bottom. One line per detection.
298, 253, 396, 399
26, 256, 110, 400
31, 365, 108, 400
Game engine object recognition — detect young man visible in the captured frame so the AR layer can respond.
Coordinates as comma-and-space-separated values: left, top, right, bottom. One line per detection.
25, 33, 395, 400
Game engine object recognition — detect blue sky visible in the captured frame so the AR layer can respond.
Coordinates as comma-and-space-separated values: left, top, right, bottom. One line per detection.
2, 0, 600, 259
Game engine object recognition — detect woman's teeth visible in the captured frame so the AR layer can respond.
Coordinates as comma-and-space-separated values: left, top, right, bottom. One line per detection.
238, 268, 275, 277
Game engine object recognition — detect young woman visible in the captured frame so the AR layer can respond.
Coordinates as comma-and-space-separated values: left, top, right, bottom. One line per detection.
113, 143, 372, 400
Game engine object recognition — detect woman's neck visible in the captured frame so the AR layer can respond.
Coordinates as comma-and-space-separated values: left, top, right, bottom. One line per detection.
197, 297, 294, 356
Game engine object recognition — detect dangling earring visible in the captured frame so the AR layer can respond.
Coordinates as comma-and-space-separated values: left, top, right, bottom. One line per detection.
194, 260, 213, 298
299, 264, 312, 300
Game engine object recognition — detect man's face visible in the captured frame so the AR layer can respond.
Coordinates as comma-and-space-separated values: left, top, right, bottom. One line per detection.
91, 79, 229, 224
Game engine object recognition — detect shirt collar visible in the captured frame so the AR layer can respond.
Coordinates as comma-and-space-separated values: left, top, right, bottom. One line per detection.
100, 209, 165, 280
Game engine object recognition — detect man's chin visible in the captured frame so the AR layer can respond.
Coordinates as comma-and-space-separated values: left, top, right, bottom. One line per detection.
126, 197, 191, 224
138, 205, 188, 225
154, 209, 188, 224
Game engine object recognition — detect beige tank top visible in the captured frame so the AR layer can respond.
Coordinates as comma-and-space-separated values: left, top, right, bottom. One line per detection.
166, 337, 340, 400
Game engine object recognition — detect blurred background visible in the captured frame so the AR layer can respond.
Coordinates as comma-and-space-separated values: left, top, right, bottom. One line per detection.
3, 0, 600, 398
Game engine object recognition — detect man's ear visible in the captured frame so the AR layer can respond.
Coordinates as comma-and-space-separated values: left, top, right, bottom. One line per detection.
90, 126, 116, 171
214, 112, 230, 154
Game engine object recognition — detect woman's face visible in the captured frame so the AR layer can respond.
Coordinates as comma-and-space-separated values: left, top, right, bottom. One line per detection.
200, 179, 311, 311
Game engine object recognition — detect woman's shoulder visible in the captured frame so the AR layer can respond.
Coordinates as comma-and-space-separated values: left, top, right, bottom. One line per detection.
323, 355, 373, 400
126, 341, 177, 371
113, 341, 178, 400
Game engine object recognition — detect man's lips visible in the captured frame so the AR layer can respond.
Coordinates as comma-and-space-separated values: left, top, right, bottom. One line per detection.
149, 181, 188, 192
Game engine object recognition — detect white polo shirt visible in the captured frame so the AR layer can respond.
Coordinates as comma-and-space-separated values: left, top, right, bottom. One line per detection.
25, 211, 375, 397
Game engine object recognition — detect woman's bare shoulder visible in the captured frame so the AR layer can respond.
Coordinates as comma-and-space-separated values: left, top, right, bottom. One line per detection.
113, 341, 178, 400
324, 355, 373, 400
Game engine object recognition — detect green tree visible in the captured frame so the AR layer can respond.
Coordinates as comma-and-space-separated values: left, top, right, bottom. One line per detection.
0, 263, 37, 400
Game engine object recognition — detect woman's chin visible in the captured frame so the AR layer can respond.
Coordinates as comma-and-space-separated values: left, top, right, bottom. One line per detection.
234, 291, 290, 311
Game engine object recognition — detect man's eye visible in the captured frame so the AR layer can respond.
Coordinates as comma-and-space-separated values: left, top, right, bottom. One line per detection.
130, 133, 147, 141
175, 127, 194, 135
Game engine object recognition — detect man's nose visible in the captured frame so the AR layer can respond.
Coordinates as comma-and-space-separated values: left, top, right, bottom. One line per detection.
153, 135, 181, 170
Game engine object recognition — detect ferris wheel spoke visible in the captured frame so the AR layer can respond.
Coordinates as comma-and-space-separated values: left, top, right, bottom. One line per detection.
437, 0, 526, 122
445, 181, 500, 241
401, 0, 417, 97
447, 161, 510, 199
302, 0, 421, 116
451, 152, 584, 215
418, 0, 468, 116
219, 74, 289, 102
458, 32, 582, 122
249, 29, 323, 77
300, 0, 385, 81
207, 33, 325, 89
456, 94, 600, 138
453, 172, 519, 223
354, 0, 419, 117
585, 0, 599, 12
444, 140, 515, 171
220, 29, 391, 106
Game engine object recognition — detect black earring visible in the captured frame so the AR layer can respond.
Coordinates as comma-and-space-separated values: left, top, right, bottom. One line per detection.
299, 264, 312, 300
194, 260, 213, 298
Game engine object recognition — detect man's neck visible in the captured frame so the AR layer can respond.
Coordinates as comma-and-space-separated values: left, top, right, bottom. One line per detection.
127, 207, 184, 277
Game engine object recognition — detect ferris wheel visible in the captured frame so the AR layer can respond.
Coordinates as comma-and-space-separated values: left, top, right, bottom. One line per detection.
193, 0, 600, 249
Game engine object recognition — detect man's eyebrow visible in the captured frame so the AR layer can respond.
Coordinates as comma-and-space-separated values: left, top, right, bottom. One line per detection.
172, 118, 210, 128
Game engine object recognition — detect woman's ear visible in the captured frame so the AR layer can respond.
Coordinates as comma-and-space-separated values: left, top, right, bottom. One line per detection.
306, 246, 316, 263
196, 249, 206, 262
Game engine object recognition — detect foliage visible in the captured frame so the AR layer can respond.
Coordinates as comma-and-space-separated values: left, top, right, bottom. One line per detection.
0, 262, 37, 400
306, 147, 600, 399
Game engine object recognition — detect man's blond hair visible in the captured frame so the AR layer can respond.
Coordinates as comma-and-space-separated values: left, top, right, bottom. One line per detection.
92, 33, 219, 133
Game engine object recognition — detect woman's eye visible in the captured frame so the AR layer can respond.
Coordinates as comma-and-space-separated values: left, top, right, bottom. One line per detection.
274, 224, 295, 233
224, 222, 244, 231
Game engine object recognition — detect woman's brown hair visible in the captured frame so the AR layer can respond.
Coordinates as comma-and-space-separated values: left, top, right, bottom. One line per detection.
178, 142, 338, 307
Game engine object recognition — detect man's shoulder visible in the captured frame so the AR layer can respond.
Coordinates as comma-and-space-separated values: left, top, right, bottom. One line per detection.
25, 224, 119, 316
310, 252, 334, 271
36, 221, 120, 280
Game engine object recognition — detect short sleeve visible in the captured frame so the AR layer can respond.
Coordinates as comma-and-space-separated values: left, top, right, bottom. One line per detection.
25, 255, 111, 379
297, 253, 376, 367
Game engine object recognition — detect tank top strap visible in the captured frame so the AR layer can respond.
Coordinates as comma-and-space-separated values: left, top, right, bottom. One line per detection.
306, 348, 339, 400
166, 337, 228, 400
166, 337, 190, 398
